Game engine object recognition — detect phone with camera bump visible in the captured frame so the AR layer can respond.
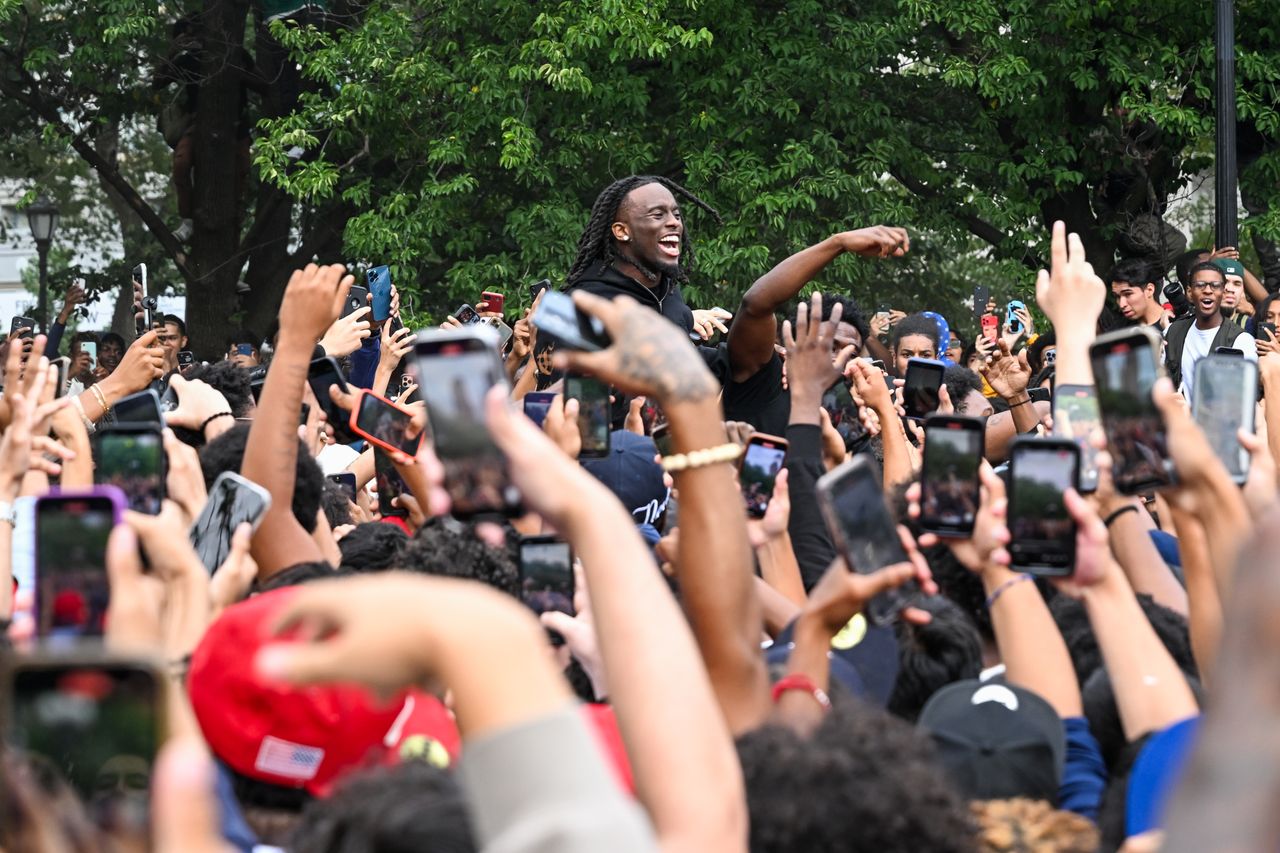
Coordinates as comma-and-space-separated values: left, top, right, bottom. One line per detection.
188, 472, 271, 574
919, 416, 985, 536
822, 379, 868, 451
522, 391, 556, 428
342, 285, 370, 319
410, 327, 521, 516
9, 316, 36, 338
33, 488, 124, 639
529, 278, 551, 303
350, 389, 421, 455
981, 314, 999, 343
1007, 437, 1079, 576
815, 456, 916, 624
564, 375, 611, 458
739, 433, 788, 519
519, 535, 574, 645
531, 290, 611, 352
307, 356, 356, 443
1192, 354, 1256, 485
1089, 326, 1173, 493
328, 472, 358, 502
94, 425, 165, 515
1052, 384, 1102, 493
972, 285, 990, 323
481, 315, 514, 350
367, 265, 393, 322
177, 350, 195, 369
2, 653, 164, 846
902, 358, 946, 419
131, 263, 147, 335
110, 389, 163, 426
453, 304, 480, 325
1006, 300, 1027, 335
373, 449, 409, 518
481, 291, 506, 315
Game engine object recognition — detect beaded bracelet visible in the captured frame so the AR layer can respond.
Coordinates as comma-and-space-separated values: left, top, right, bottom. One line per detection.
985, 573, 1034, 609
660, 442, 743, 473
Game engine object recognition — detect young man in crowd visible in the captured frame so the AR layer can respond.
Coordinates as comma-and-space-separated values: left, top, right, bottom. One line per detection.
1163, 261, 1257, 397
1110, 258, 1170, 330
6, 215, 1280, 853
155, 313, 189, 373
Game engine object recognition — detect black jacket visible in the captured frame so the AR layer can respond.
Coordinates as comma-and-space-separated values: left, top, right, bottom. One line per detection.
566, 261, 694, 334
1163, 317, 1245, 390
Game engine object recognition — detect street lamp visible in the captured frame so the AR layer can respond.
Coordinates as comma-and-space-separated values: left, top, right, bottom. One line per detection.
25, 194, 59, 333
1214, 0, 1237, 249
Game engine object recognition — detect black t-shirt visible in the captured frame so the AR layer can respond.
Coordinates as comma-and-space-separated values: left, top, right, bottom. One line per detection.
706, 345, 790, 435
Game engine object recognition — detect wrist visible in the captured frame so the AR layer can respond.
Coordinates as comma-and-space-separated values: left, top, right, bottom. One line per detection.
279, 331, 321, 354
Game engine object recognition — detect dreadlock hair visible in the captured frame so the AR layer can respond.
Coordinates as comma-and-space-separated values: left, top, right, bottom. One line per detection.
566, 175, 721, 286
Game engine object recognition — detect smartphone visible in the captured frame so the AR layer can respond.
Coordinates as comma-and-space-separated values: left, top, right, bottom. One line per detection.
410, 327, 521, 516
1192, 355, 1257, 484
1007, 437, 1079, 576
981, 314, 999, 343
373, 448, 408, 518
185, 472, 270, 573
177, 350, 195, 369
94, 426, 165, 515
919, 416, 985, 536
249, 375, 266, 404
1213, 346, 1243, 357
328, 472, 358, 502
481, 291, 506, 315
3, 654, 164, 845
82, 340, 98, 368
453, 304, 480, 325
739, 433, 789, 519
652, 422, 673, 457
972, 284, 990, 323
815, 456, 916, 624
1006, 300, 1027, 335
564, 375, 611, 458
350, 389, 421, 455
51, 356, 70, 399
1052, 384, 1102, 493
307, 356, 356, 442
110, 389, 163, 425
639, 397, 666, 434
481, 315, 514, 350
902, 358, 946, 419
1028, 386, 1052, 404
367, 265, 393, 322
1090, 327, 1174, 493
822, 379, 867, 451
342, 285, 370, 319
33, 489, 124, 640
531, 290, 611, 352
529, 278, 551, 303
9, 316, 36, 338
518, 536, 574, 645
132, 262, 147, 336
522, 391, 557, 428
1261, 321, 1277, 342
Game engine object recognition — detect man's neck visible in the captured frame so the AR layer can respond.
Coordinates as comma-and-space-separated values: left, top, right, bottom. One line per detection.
1140, 305, 1165, 325
611, 256, 662, 291
1194, 312, 1224, 331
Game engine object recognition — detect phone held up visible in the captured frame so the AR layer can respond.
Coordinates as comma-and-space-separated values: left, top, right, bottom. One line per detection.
94, 424, 165, 515
531, 290, 611, 352
919, 416, 985, 537
1007, 437, 1079, 577
518, 535, 574, 645
188, 472, 272, 574
1191, 354, 1257, 485
564, 375, 611, 458
902, 358, 946, 420
367, 265, 394, 323
1089, 326, 1174, 494
1051, 384, 1102, 493
32, 487, 125, 640
739, 433, 788, 519
816, 456, 917, 624
349, 389, 422, 456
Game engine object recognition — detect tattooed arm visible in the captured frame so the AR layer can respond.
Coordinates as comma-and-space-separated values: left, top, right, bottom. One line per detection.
243, 264, 354, 581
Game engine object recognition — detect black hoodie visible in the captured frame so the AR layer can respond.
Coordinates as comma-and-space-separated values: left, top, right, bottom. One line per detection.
565, 261, 695, 334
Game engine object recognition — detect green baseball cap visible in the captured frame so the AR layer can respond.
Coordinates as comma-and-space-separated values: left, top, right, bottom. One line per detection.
1215, 258, 1245, 279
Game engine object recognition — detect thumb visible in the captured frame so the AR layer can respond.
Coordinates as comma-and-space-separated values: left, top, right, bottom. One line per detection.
106, 524, 145, 591
255, 639, 349, 687
540, 610, 586, 644
168, 372, 188, 393
153, 737, 224, 853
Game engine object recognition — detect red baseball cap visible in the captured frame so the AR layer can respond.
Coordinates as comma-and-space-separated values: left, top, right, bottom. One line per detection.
188, 587, 459, 798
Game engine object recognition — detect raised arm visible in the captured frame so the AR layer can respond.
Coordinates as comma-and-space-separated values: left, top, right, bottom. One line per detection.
728, 227, 908, 382
243, 264, 352, 579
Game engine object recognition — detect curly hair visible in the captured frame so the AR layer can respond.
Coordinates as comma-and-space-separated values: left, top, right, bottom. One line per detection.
184, 360, 255, 418
970, 797, 1099, 853
736, 703, 977, 853
891, 313, 942, 351
888, 596, 984, 723
566, 175, 721, 286
394, 518, 520, 598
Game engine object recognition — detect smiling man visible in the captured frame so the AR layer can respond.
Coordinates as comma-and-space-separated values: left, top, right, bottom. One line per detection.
1163, 261, 1256, 397
563, 175, 721, 335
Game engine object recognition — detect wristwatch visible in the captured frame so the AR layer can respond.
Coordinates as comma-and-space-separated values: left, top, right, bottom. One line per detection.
0, 501, 16, 526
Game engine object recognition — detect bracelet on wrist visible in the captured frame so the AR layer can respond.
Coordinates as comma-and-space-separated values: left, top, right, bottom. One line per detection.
771, 673, 832, 712
1104, 505, 1140, 527
200, 412, 235, 432
985, 573, 1034, 609
660, 442, 743, 473
1008, 395, 1032, 408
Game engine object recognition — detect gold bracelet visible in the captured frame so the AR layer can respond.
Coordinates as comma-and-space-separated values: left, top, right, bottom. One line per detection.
89, 383, 108, 414
660, 442, 743, 473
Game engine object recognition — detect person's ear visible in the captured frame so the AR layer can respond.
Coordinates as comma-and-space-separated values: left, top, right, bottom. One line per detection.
611, 221, 630, 243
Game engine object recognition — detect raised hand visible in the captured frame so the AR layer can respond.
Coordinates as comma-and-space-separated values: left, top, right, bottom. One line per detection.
1035, 221, 1106, 337
691, 307, 733, 340
319, 305, 373, 358
279, 263, 354, 344
782, 292, 856, 413
833, 225, 910, 258
980, 339, 1032, 400
111, 330, 166, 394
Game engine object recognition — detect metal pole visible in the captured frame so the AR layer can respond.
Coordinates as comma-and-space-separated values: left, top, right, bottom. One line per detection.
1214, 0, 1238, 249
36, 239, 50, 334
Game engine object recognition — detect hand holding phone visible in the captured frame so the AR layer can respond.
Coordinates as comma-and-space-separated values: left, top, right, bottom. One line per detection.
1090, 327, 1173, 493
902, 358, 946, 419
188, 473, 272, 573
739, 434, 788, 518
522, 391, 557, 427
367, 265, 393, 322
481, 291, 506, 315
349, 389, 422, 455
1007, 437, 1079, 576
33, 489, 124, 639
1192, 354, 1257, 484
307, 356, 357, 443
453, 304, 480, 325
94, 426, 166, 514
531, 290, 611, 352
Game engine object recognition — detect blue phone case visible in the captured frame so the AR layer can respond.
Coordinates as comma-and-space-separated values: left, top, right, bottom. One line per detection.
1006, 300, 1026, 334
368, 265, 393, 322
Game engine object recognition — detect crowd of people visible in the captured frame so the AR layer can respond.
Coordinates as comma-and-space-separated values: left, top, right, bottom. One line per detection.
1, 172, 1278, 852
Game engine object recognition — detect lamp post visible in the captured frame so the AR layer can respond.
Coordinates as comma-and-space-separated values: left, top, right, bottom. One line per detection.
1214, 0, 1238, 249
25, 194, 59, 333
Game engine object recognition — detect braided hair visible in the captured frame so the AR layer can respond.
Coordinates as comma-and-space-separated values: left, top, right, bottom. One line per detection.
566, 175, 721, 286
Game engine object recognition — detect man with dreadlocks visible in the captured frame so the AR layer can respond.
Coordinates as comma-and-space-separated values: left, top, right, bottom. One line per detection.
563, 175, 721, 336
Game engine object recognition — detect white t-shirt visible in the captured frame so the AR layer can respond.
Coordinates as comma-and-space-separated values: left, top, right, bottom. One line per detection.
1176, 324, 1257, 398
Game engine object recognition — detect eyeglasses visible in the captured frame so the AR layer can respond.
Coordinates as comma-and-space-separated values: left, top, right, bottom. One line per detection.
1189, 280, 1225, 292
